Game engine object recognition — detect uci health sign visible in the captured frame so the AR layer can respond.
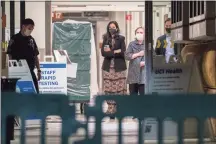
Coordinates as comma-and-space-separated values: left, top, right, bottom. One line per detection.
38, 63, 67, 94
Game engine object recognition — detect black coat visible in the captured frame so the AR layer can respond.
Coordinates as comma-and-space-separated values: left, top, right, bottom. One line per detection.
155, 34, 177, 56
101, 34, 127, 72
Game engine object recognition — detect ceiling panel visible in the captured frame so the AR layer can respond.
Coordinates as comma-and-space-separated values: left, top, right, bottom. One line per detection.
51, 1, 170, 7
51, 1, 170, 12
52, 6, 146, 12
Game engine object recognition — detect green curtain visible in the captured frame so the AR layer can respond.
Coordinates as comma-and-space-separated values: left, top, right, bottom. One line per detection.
52, 22, 91, 101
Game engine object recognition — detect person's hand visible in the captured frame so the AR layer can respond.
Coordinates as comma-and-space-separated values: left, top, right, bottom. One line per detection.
138, 50, 144, 57
131, 53, 138, 59
140, 61, 145, 67
173, 57, 178, 62
131, 53, 139, 59
37, 71, 41, 81
104, 47, 111, 52
114, 49, 121, 54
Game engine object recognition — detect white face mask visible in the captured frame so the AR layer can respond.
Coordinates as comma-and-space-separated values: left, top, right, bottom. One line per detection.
135, 33, 144, 41
24, 29, 32, 36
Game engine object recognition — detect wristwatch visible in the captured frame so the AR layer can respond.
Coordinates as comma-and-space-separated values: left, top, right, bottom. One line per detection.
38, 69, 41, 73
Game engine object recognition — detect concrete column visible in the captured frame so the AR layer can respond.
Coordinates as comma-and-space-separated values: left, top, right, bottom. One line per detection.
45, 1, 52, 56
26, 2, 45, 50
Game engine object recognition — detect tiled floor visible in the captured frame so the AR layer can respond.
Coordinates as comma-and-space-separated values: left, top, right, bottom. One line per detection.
11, 116, 215, 144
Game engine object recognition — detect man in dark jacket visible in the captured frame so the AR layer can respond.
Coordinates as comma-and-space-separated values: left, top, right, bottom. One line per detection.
7, 18, 41, 93
155, 18, 177, 63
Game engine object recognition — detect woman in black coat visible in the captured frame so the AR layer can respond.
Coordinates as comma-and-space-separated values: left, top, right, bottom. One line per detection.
101, 21, 127, 120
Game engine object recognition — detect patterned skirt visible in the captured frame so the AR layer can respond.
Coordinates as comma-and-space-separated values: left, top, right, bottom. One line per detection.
103, 66, 127, 114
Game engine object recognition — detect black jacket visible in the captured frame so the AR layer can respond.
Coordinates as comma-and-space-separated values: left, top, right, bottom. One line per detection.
101, 34, 127, 72
7, 32, 39, 71
155, 34, 177, 56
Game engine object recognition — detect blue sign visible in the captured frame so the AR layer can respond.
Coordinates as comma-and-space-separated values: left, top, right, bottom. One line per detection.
38, 63, 67, 94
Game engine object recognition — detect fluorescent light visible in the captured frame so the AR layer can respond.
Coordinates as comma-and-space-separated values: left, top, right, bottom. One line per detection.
87, 4, 111, 6
57, 5, 86, 7
52, 6, 146, 12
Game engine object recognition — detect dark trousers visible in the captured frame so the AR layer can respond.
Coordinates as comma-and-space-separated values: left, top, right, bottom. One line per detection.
129, 83, 145, 95
30, 71, 39, 94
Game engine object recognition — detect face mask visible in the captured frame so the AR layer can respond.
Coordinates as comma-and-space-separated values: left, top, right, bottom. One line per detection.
24, 29, 32, 36
135, 33, 144, 41
165, 28, 171, 34
109, 28, 117, 35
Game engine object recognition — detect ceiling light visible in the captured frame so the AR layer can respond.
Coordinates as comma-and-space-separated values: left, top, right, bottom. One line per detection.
52, 5, 58, 8
87, 4, 111, 6
57, 5, 86, 7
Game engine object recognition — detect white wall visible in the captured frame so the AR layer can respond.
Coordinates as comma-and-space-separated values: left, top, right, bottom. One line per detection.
5, 2, 19, 29
109, 11, 126, 36
26, 2, 45, 49
96, 20, 109, 91
5, 1, 46, 50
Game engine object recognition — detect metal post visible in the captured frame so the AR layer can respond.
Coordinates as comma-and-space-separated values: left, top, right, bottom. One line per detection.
20, 0, 25, 29
144, 1, 153, 94
10, 1, 15, 37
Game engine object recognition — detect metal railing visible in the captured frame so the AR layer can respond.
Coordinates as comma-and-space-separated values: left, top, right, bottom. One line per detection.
2, 92, 216, 144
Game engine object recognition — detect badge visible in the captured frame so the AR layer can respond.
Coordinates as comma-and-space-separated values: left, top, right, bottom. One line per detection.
29, 39, 34, 50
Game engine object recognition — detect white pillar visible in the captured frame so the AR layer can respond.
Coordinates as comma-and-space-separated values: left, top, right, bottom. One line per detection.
0, 3, 2, 77
45, 2, 52, 56
26, 2, 45, 50
0, 4, 2, 124
131, 12, 140, 41
5, 2, 21, 36
15, 2, 20, 29
126, 11, 131, 45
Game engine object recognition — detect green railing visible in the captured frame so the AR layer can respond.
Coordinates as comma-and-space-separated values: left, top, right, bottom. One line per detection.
2, 92, 216, 144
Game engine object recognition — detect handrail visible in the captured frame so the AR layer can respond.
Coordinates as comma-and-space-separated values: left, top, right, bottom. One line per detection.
2, 92, 216, 144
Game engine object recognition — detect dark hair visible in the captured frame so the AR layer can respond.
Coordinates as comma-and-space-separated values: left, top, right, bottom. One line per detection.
21, 18, 35, 26
165, 18, 171, 24
135, 26, 144, 35
103, 21, 120, 40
